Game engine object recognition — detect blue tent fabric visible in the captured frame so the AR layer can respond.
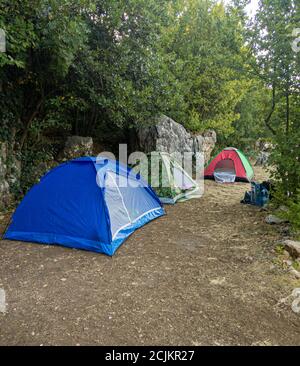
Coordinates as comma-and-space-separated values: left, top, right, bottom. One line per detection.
4, 157, 165, 256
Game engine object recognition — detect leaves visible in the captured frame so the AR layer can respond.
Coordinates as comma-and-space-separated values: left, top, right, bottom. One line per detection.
0, 0, 299, 218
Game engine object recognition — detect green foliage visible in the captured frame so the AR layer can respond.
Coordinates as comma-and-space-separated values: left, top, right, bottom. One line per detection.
0, 0, 90, 148
292, 260, 300, 271
20, 141, 56, 195
275, 244, 285, 255
225, 82, 272, 152
0, 0, 299, 220
0, 0, 256, 146
273, 189, 300, 231
245, 0, 300, 231
164, 0, 251, 135
270, 130, 300, 194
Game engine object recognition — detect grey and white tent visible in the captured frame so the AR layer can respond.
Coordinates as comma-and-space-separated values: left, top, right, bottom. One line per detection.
132, 152, 201, 204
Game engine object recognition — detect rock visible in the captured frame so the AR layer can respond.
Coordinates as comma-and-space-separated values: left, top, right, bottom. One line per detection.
292, 288, 300, 297
278, 205, 289, 213
255, 140, 274, 166
0, 143, 10, 209
289, 268, 300, 279
265, 215, 288, 225
6, 155, 21, 187
137, 115, 216, 164
279, 225, 291, 237
255, 140, 274, 152
210, 277, 226, 285
60, 136, 93, 160
255, 151, 270, 166
0, 288, 6, 314
283, 240, 300, 258
292, 288, 300, 314
282, 250, 291, 259
0, 142, 21, 210
197, 130, 217, 162
292, 297, 300, 314
260, 206, 268, 212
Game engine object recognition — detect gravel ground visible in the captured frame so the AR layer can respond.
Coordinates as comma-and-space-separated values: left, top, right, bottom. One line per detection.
0, 166, 299, 345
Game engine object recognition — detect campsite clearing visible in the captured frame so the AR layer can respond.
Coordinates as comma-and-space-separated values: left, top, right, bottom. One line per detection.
0, 166, 299, 345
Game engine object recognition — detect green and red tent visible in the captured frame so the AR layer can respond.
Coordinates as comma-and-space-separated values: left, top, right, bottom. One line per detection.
204, 147, 254, 183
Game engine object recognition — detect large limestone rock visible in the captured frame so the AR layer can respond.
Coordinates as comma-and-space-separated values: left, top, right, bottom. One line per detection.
284, 240, 300, 258
138, 115, 216, 163
265, 215, 288, 225
255, 151, 271, 166
60, 136, 93, 160
256, 140, 274, 152
255, 140, 274, 166
193, 130, 217, 163
0, 142, 21, 210
6, 156, 21, 187
0, 143, 10, 209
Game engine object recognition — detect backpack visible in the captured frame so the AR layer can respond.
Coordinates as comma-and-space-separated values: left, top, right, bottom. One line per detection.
241, 182, 270, 207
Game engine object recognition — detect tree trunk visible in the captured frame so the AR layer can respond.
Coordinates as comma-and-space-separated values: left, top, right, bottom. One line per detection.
264, 84, 276, 135
18, 98, 43, 151
286, 90, 290, 136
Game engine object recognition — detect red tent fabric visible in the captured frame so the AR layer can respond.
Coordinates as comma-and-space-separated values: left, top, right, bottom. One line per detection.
204, 148, 249, 182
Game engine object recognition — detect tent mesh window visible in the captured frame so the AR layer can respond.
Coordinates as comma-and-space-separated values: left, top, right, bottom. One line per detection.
131, 153, 200, 203
104, 172, 132, 239
213, 159, 236, 183
104, 171, 161, 239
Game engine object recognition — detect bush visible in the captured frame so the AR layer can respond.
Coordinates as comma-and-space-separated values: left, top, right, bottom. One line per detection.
20, 143, 56, 198
269, 133, 300, 231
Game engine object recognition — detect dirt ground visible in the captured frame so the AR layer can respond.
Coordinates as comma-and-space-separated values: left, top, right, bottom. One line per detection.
0, 166, 299, 346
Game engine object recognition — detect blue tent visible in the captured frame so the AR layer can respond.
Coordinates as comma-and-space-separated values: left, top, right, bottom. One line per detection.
4, 157, 165, 256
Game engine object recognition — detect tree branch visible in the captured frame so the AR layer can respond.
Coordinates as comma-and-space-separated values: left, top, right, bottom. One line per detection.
264, 84, 276, 135
19, 98, 44, 151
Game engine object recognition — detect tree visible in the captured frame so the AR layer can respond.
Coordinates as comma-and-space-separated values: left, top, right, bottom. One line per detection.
162, 0, 251, 136
247, 0, 300, 136
0, 0, 90, 151
247, 0, 300, 211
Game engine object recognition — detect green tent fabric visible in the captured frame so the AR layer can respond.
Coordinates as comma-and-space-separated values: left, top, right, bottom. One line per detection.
132, 152, 201, 204
235, 149, 254, 181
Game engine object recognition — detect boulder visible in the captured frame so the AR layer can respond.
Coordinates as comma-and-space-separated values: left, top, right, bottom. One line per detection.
0, 180, 10, 209
265, 215, 288, 225
0, 288, 6, 314
0, 142, 21, 210
0, 143, 9, 209
137, 115, 216, 163
60, 136, 93, 160
284, 240, 300, 258
6, 155, 21, 187
289, 268, 300, 279
255, 151, 271, 166
255, 140, 274, 152
255, 140, 274, 166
